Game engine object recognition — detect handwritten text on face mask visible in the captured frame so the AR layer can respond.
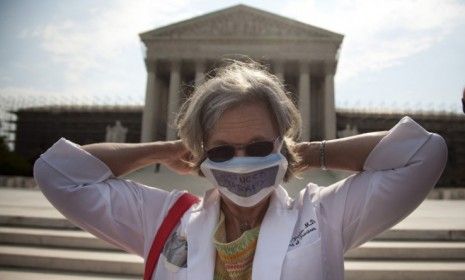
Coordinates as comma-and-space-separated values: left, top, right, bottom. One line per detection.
211, 166, 279, 197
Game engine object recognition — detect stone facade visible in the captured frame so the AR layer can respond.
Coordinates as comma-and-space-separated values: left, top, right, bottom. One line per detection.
13, 105, 142, 163
139, 4, 343, 142
11, 105, 464, 187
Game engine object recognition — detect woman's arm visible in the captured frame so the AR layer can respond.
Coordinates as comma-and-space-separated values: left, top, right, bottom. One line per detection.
82, 140, 194, 176
293, 131, 388, 172
308, 117, 447, 252
33, 138, 191, 257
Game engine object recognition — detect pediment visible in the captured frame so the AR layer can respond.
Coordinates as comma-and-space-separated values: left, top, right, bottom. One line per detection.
140, 5, 343, 41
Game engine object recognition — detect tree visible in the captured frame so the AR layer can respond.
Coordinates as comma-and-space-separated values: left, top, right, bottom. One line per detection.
0, 137, 32, 176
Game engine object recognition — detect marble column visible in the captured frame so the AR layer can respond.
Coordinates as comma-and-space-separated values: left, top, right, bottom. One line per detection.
298, 63, 311, 141
166, 61, 181, 140
195, 60, 206, 87
140, 62, 160, 142
273, 61, 284, 82
324, 73, 336, 139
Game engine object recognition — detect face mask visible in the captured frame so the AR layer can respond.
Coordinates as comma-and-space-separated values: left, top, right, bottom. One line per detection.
200, 153, 288, 207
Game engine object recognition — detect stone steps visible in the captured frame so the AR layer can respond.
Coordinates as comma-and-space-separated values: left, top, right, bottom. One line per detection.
346, 240, 465, 259
3, 208, 465, 241
1, 245, 464, 279
0, 267, 140, 280
344, 260, 465, 280
375, 228, 465, 241
0, 226, 118, 250
2, 261, 464, 280
1, 190, 465, 279
2, 225, 465, 260
0, 206, 77, 229
0, 244, 143, 275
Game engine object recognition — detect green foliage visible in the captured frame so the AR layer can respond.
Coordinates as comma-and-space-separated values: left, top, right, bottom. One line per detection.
0, 137, 32, 176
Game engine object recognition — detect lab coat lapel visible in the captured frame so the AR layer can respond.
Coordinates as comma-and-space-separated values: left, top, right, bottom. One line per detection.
252, 186, 298, 280
186, 189, 219, 280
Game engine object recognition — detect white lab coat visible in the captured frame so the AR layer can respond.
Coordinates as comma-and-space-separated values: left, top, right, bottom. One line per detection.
33, 116, 447, 280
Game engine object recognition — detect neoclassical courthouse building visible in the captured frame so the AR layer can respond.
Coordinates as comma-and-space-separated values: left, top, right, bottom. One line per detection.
10, 5, 465, 186
139, 5, 343, 142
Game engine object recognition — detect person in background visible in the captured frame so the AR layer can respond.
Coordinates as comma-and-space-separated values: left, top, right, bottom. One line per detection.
462, 87, 465, 113
34, 60, 447, 280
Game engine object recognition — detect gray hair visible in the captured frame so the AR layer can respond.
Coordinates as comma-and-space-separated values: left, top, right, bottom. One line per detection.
176, 59, 303, 180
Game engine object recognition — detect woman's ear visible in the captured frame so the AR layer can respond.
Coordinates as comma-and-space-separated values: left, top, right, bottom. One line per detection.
194, 155, 206, 177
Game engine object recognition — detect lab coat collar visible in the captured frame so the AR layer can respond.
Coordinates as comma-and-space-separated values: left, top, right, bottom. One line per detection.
186, 185, 297, 280
252, 185, 298, 279
186, 188, 219, 280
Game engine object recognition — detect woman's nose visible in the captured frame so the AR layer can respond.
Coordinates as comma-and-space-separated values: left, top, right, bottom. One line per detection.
235, 147, 247, 157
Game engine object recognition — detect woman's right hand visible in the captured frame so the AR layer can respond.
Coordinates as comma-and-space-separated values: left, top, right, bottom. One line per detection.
160, 140, 195, 175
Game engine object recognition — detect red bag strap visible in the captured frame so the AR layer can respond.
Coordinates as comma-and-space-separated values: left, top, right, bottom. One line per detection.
143, 193, 199, 280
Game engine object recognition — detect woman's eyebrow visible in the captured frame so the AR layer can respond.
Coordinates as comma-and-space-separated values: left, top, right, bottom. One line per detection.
210, 136, 270, 146
210, 140, 230, 146
249, 136, 269, 142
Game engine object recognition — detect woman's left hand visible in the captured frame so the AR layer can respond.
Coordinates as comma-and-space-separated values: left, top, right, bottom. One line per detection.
290, 142, 318, 172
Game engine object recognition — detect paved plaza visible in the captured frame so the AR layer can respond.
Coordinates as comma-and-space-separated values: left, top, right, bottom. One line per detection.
2, 171, 465, 233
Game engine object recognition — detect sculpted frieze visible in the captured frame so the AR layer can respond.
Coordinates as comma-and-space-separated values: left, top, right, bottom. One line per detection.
156, 13, 326, 39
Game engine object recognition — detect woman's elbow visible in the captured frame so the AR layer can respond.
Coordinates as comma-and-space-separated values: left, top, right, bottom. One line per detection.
420, 133, 448, 182
430, 133, 448, 168
33, 158, 69, 192
33, 158, 47, 189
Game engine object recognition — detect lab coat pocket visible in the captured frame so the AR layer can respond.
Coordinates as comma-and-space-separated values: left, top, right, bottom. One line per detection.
157, 231, 188, 280
281, 238, 323, 280
155, 254, 187, 280
164, 266, 187, 280
163, 231, 188, 269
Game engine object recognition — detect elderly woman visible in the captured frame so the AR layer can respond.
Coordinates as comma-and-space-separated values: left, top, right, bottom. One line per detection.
34, 61, 447, 280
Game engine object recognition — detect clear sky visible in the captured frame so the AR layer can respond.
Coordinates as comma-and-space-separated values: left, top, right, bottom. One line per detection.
1, 0, 464, 113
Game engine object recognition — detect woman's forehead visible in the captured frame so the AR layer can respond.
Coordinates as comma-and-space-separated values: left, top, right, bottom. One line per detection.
206, 103, 278, 145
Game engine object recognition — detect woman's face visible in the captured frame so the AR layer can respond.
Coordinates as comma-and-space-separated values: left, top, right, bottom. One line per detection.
205, 102, 279, 155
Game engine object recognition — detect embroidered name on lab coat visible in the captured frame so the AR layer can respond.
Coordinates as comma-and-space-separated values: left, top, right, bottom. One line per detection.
289, 219, 317, 247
